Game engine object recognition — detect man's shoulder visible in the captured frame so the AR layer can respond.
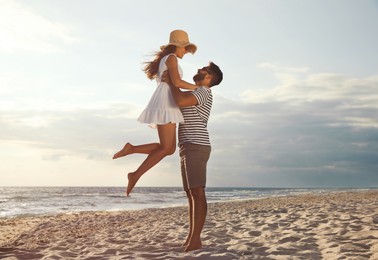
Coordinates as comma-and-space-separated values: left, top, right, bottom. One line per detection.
191, 86, 212, 106
193, 86, 212, 97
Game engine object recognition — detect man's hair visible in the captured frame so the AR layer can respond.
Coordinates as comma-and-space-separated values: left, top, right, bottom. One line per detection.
208, 62, 223, 87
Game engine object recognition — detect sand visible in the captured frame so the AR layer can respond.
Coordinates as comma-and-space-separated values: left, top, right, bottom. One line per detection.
0, 190, 377, 259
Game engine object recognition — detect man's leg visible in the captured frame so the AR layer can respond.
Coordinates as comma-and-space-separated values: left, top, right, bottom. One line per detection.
183, 190, 193, 246
185, 186, 207, 252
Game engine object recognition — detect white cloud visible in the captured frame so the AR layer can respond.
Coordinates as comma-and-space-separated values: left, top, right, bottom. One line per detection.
258, 62, 309, 73
0, 0, 78, 53
243, 72, 378, 114
0, 103, 153, 160
1, 68, 377, 187
208, 71, 378, 187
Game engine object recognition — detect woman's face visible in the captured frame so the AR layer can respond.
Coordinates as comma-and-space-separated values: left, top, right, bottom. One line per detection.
175, 46, 187, 59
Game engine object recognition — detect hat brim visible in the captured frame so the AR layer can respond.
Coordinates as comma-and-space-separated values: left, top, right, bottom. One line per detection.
160, 43, 197, 54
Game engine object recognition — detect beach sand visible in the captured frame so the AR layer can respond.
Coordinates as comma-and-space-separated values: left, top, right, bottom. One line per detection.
0, 190, 377, 259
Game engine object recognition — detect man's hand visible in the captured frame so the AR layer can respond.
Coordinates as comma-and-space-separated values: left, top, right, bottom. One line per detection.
161, 71, 172, 86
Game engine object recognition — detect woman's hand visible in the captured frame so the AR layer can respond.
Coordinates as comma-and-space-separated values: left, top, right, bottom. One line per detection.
161, 71, 172, 85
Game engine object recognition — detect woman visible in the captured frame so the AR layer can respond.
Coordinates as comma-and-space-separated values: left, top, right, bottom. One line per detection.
113, 30, 198, 196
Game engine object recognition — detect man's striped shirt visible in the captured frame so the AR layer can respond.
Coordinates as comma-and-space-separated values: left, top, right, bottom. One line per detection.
178, 86, 212, 146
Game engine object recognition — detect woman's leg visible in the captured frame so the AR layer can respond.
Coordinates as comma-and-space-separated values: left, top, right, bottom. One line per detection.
113, 143, 160, 159
126, 123, 177, 196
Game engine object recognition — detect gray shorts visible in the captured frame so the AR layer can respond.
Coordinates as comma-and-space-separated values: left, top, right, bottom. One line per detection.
179, 143, 211, 191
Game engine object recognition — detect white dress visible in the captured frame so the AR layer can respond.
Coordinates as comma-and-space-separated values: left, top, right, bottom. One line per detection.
138, 54, 184, 127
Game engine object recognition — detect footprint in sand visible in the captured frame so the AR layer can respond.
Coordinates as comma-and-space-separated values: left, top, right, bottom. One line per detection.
278, 236, 301, 243
248, 230, 262, 236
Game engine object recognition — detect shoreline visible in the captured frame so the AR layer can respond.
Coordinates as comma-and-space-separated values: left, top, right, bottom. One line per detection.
1, 190, 377, 259
2, 187, 373, 220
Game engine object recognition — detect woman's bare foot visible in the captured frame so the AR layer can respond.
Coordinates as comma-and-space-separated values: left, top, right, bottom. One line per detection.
113, 143, 133, 159
126, 172, 140, 196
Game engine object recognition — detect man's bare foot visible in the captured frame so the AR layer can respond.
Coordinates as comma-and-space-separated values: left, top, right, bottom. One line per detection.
184, 238, 202, 252
126, 172, 140, 196
182, 235, 191, 247
113, 143, 133, 159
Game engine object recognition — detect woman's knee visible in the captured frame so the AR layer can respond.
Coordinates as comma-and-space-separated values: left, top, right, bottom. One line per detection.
159, 144, 176, 156
167, 145, 176, 155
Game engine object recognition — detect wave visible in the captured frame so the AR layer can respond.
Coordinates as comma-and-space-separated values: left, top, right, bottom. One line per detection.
1, 187, 373, 218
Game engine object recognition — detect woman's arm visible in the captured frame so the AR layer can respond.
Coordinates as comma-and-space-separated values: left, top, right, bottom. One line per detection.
165, 55, 198, 90
169, 83, 198, 107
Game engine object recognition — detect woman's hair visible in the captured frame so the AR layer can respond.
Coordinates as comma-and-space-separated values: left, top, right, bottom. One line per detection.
143, 45, 176, 80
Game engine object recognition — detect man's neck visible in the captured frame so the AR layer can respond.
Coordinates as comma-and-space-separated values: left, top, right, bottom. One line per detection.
194, 82, 211, 88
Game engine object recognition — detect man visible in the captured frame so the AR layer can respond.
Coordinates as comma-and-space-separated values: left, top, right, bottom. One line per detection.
166, 62, 223, 252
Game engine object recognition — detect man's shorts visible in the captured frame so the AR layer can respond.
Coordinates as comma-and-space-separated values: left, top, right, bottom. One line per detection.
179, 143, 211, 191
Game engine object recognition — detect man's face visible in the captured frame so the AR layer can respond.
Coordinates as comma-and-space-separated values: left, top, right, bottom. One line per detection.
193, 66, 211, 83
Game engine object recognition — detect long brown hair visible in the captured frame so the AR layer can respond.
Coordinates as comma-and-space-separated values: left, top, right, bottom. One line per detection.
143, 45, 176, 80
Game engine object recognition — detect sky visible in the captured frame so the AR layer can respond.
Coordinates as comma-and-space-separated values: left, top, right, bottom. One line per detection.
1, 0, 378, 188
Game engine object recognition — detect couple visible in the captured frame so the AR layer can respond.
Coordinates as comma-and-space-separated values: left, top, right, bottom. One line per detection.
113, 30, 223, 252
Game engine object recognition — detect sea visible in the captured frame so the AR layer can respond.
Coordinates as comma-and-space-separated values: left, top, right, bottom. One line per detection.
0, 187, 373, 219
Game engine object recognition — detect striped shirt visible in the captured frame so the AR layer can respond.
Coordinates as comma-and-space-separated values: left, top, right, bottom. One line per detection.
178, 86, 213, 146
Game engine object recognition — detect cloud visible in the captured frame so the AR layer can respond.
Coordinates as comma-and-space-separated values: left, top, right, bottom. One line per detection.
244, 71, 378, 127
1, 70, 377, 187
258, 62, 309, 73
0, 102, 181, 187
209, 71, 378, 187
0, 0, 78, 53
0, 103, 153, 161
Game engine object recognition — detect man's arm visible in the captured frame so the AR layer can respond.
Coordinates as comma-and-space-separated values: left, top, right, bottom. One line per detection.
169, 85, 198, 108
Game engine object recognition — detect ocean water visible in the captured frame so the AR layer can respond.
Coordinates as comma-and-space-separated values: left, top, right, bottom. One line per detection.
0, 187, 369, 218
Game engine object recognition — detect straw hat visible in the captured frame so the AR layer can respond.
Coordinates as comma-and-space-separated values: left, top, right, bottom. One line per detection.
160, 30, 197, 54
